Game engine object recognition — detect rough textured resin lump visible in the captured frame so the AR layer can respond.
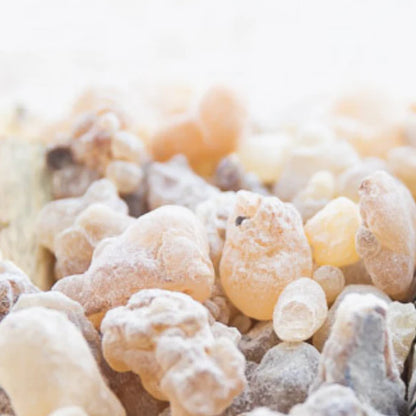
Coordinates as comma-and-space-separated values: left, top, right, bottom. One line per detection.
147, 155, 219, 210
242, 343, 320, 414
220, 190, 312, 320
311, 293, 406, 416
312, 284, 391, 352
356, 170, 416, 300
37, 179, 128, 252
53, 203, 134, 278
101, 289, 246, 416
54, 205, 215, 327
273, 278, 327, 342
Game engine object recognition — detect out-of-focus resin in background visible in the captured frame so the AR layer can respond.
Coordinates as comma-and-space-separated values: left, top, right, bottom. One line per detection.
1, 0, 416, 128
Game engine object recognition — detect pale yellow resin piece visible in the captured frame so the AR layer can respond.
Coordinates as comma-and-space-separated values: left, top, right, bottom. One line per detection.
305, 197, 360, 267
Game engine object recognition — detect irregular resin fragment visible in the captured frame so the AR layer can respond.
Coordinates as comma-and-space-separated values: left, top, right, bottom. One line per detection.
237, 133, 292, 184
387, 146, 416, 198
311, 294, 406, 416
105, 160, 144, 195
312, 284, 391, 351
54, 205, 214, 327
238, 321, 280, 363
151, 86, 246, 176
111, 130, 148, 165
250, 343, 320, 413
147, 155, 219, 210
0, 307, 125, 416
356, 170, 416, 300
305, 197, 360, 267
37, 179, 128, 251
290, 384, 376, 416
312, 265, 345, 305
220, 191, 312, 320
54, 204, 134, 278
292, 170, 335, 221
386, 301, 416, 374
101, 289, 246, 416
272, 278, 327, 342
70, 112, 120, 174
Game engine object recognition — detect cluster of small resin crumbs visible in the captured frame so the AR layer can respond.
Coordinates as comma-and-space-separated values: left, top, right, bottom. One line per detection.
4, 85, 416, 416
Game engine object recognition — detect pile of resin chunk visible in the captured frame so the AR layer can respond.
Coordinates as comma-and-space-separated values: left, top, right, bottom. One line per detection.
5, 86, 416, 416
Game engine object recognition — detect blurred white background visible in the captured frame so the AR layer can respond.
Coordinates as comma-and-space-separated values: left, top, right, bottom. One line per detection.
0, 0, 416, 123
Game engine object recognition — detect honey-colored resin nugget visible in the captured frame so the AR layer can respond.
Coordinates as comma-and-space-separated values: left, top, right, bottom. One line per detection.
305, 197, 361, 267
151, 86, 246, 176
220, 191, 312, 320
54, 205, 215, 327
0, 307, 125, 416
356, 170, 416, 300
101, 289, 246, 416
272, 278, 327, 342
